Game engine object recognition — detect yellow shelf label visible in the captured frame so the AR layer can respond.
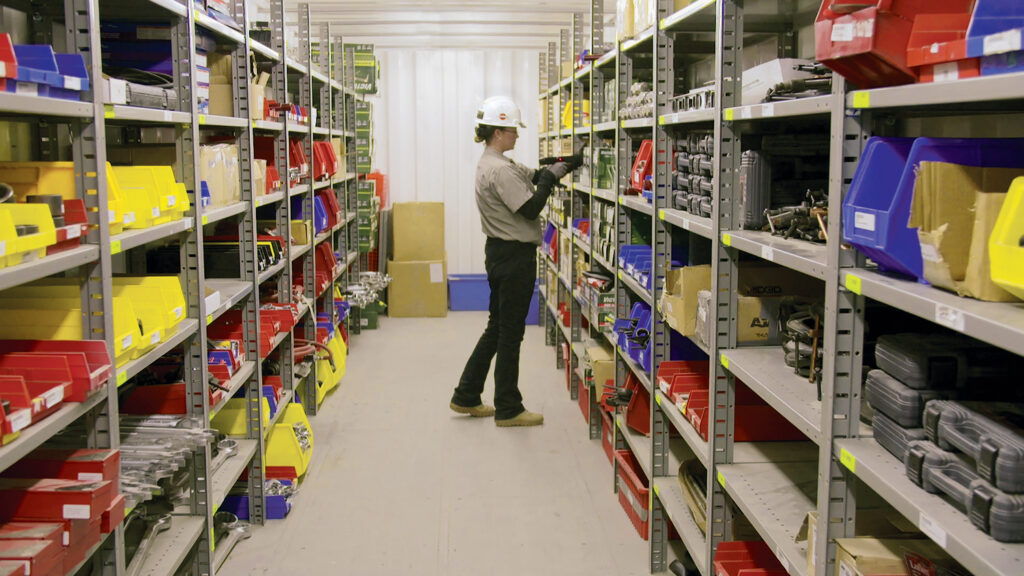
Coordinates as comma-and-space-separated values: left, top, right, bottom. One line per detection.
658, 116, 665, 125
116, 372, 127, 386
201, 215, 209, 225
840, 448, 857, 473
620, 121, 627, 128
206, 314, 214, 325
198, 114, 207, 125
103, 104, 115, 119
720, 353, 729, 369
724, 109, 735, 122
717, 470, 725, 487
659, 20, 667, 30
110, 240, 122, 255
722, 233, 732, 246
655, 394, 662, 406
658, 209, 665, 220
853, 92, 871, 109
845, 274, 863, 295
617, 271, 623, 280
618, 197, 625, 205
654, 484, 660, 497
210, 526, 216, 551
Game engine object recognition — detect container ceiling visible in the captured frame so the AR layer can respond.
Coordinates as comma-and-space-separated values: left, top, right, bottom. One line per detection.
286, 0, 606, 50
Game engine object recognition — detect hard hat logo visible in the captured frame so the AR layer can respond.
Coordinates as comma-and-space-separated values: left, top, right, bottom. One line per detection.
475, 96, 526, 129
499, 113, 507, 120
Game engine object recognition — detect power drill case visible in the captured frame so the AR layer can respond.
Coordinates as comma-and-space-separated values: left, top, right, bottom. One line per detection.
872, 411, 927, 464
874, 333, 1016, 390
907, 440, 1024, 543
865, 369, 953, 428
923, 401, 1024, 494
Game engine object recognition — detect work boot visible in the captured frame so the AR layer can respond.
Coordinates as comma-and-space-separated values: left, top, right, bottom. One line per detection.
495, 410, 544, 427
450, 402, 496, 418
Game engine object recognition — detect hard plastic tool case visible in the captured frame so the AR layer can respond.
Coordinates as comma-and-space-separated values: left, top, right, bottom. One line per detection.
865, 369, 953, 427
874, 332, 1019, 389
924, 400, 1024, 493
907, 440, 1024, 543
873, 411, 927, 464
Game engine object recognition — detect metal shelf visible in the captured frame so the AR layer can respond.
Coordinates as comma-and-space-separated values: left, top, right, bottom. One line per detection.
136, 514, 205, 576
621, 117, 654, 130
208, 361, 257, 421
287, 123, 310, 135
254, 191, 285, 208
617, 346, 652, 394
346, 251, 358, 267
313, 179, 331, 190
717, 461, 816, 576
619, 270, 653, 305
621, 26, 656, 52
659, 208, 713, 239
720, 347, 821, 444
106, 105, 191, 124
651, 478, 708, 576
593, 120, 618, 133
834, 437, 1024, 576
333, 173, 358, 185
313, 126, 330, 136
211, 438, 259, 511
285, 58, 308, 75
204, 280, 253, 325
252, 120, 284, 132
0, 388, 108, 472
592, 188, 617, 203
655, 390, 708, 468
198, 114, 247, 128
574, 183, 591, 194
842, 269, 1024, 357
573, 235, 591, 254
66, 530, 114, 576
723, 230, 828, 281
620, 195, 654, 215
116, 319, 200, 387
257, 258, 287, 285
111, 218, 193, 253
289, 183, 310, 197
310, 69, 329, 84
659, 108, 715, 126
594, 48, 617, 68
202, 202, 248, 226
249, 39, 280, 61
593, 251, 615, 272
263, 389, 294, 439
617, 415, 653, 476
0, 245, 98, 292
724, 96, 831, 122
848, 71, 1024, 110
194, 10, 244, 44
0, 92, 92, 117
660, 0, 717, 31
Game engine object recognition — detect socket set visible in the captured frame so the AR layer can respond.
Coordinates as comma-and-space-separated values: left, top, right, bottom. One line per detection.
671, 85, 716, 112
673, 133, 714, 218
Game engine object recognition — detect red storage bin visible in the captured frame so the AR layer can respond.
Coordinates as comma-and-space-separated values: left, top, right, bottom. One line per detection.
0, 355, 71, 419
48, 199, 88, 256
713, 540, 787, 576
0, 376, 33, 441
562, 342, 571, 393
0, 538, 60, 576
289, 139, 308, 184
815, 0, 975, 88
601, 410, 615, 464
120, 382, 220, 415
316, 189, 342, 228
614, 449, 650, 539
100, 494, 125, 534
578, 371, 590, 425
624, 373, 650, 436
685, 384, 806, 442
629, 140, 652, 194
0, 340, 111, 402
656, 360, 709, 395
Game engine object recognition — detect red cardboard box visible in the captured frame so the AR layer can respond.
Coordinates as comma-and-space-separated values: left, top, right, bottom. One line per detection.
2, 449, 119, 484
0, 523, 62, 547
0, 539, 62, 576
100, 495, 125, 535
0, 479, 114, 523
0, 561, 25, 576
61, 517, 100, 574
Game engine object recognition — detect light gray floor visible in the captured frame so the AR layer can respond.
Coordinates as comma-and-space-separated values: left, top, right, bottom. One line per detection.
220, 312, 650, 576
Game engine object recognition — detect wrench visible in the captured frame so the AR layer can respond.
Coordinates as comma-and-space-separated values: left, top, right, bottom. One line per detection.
126, 513, 172, 576
210, 438, 239, 474
213, 524, 252, 571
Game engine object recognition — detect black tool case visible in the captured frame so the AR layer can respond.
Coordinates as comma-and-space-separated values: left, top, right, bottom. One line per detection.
874, 333, 1019, 390
873, 411, 928, 463
865, 369, 952, 427
907, 440, 1024, 543
924, 400, 1024, 494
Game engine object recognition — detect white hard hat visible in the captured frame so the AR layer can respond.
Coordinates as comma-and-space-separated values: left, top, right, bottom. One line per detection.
476, 96, 526, 128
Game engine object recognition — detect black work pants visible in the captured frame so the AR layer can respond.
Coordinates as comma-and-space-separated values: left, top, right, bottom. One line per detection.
452, 237, 537, 420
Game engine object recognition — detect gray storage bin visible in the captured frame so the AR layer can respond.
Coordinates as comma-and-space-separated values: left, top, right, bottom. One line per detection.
865, 369, 952, 427
924, 400, 1024, 493
873, 411, 927, 463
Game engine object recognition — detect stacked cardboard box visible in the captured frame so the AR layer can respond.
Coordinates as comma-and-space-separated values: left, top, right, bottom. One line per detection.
388, 202, 447, 317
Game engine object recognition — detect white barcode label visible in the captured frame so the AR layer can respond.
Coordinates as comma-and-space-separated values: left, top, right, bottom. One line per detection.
21, 560, 29, 576
150, 332, 160, 345
163, 111, 172, 122
0, 63, 5, 76
920, 513, 948, 548
761, 246, 774, 261
67, 226, 81, 240
0, 240, 6, 256
174, 306, 183, 319
78, 472, 103, 482
831, 23, 854, 42
740, 107, 752, 119
16, 82, 38, 96
932, 62, 961, 83
854, 211, 876, 232
63, 504, 91, 519
63, 531, 70, 546
682, 219, 690, 230
152, 207, 160, 218
8, 410, 31, 432
64, 76, 82, 91
42, 386, 64, 408
920, 243, 941, 263
108, 209, 115, 221
167, 196, 176, 207
935, 304, 965, 333
761, 103, 775, 117
983, 29, 1022, 56
121, 334, 133, 350
123, 211, 136, 224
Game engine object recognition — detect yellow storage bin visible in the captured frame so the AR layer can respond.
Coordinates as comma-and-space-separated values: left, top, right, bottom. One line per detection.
990, 176, 1024, 301
0, 203, 57, 268
113, 276, 186, 338
561, 99, 591, 129
112, 166, 189, 226
0, 295, 141, 366
265, 402, 313, 476
211, 397, 270, 436
0, 161, 129, 234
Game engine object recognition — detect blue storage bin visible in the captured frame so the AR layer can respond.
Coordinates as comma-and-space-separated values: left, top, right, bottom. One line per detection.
982, 50, 1024, 75
11, 44, 62, 87
291, 195, 329, 234
966, 0, 1024, 57
449, 274, 490, 311
221, 486, 292, 520
263, 385, 278, 415
50, 53, 89, 100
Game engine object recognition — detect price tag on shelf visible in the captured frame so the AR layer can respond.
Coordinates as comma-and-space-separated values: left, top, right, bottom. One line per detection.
202, 215, 209, 225
206, 314, 214, 325
919, 514, 948, 549
67, 226, 81, 240
116, 372, 127, 386
761, 103, 775, 118
42, 386, 64, 409
8, 410, 30, 432
716, 470, 725, 487
163, 111, 173, 122
839, 448, 856, 473
721, 233, 732, 246
103, 104, 115, 119
653, 484, 660, 497
852, 92, 871, 109
658, 209, 665, 220
110, 240, 122, 255
934, 304, 965, 333
682, 219, 690, 231
658, 116, 665, 125
720, 353, 729, 369
844, 274, 862, 295
198, 114, 207, 125
983, 29, 1022, 56
740, 107, 752, 120
655, 394, 662, 406
724, 108, 735, 122
761, 246, 774, 261
0, 240, 6, 256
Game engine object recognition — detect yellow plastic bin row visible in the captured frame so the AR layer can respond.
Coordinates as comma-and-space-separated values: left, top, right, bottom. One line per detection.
315, 330, 347, 405
211, 397, 270, 436
0, 296, 141, 366
265, 403, 313, 477
0, 203, 57, 268
990, 177, 1024, 300
0, 162, 189, 234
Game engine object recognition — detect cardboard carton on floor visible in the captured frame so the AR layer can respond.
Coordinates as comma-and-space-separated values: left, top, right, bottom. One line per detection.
392, 202, 445, 262
388, 259, 448, 317
911, 161, 1023, 302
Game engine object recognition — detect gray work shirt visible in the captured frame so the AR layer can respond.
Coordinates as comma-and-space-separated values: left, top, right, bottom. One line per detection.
475, 146, 542, 245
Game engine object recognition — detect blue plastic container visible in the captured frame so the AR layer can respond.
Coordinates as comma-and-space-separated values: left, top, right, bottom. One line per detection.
222, 483, 292, 520
50, 53, 89, 100
982, 50, 1024, 75
966, 1, 1024, 57
262, 385, 278, 415
291, 195, 329, 234
449, 274, 490, 311
12, 44, 62, 87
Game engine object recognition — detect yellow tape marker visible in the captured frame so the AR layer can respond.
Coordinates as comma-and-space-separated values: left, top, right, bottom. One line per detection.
717, 470, 726, 487
658, 209, 665, 220
110, 240, 122, 255
199, 114, 207, 125
853, 92, 871, 109
655, 394, 662, 406
724, 108, 735, 122
845, 274, 863, 295
618, 270, 623, 280
103, 104, 115, 119
618, 196, 626, 205
658, 116, 665, 125
654, 484, 660, 497
210, 527, 216, 551
206, 314, 214, 325
721, 233, 732, 246
720, 353, 729, 369
659, 19, 667, 30
840, 448, 857, 473
620, 120, 627, 128
202, 215, 209, 225
116, 372, 127, 386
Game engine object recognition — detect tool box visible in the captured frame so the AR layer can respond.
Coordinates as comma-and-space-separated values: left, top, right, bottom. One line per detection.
873, 411, 928, 464
923, 400, 1024, 493
873, 332, 1019, 389
865, 369, 953, 427
0, 478, 114, 522
907, 440, 1024, 542
1, 449, 118, 484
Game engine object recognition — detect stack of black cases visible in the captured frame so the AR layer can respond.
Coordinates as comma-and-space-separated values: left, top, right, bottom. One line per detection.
866, 333, 1024, 542
673, 133, 713, 217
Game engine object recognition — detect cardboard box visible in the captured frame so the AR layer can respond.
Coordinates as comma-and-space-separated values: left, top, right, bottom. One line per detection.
800, 511, 918, 576
253, 158, 267, 197
585, 343, 615, 390
660, 265, 712, 337
742, 58, 816, 106
911, 161, 1023, 302
388, 259, 448, 317
834, 538, 964, 576
290, 220, 311, 245
209, 83, 233, 117
392, 202, 445, 262
1, 449, 119, 484
738, 262, 823, 298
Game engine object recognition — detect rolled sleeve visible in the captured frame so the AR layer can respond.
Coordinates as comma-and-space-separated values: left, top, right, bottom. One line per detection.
494, 164, 535, 213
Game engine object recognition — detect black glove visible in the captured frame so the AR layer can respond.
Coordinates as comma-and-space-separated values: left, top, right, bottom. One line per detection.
546, 162, 571, 180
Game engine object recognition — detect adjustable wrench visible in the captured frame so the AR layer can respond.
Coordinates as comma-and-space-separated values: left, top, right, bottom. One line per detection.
126, 513, 172, 576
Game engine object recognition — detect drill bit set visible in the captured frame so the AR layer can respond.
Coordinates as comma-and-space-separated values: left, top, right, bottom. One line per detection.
673, 133, 715, 217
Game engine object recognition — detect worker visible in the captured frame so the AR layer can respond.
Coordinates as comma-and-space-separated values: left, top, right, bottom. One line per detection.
450, 96, 580, 427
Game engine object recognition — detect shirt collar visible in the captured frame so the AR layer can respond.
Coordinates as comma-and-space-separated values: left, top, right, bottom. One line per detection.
483, 146, 513, 163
